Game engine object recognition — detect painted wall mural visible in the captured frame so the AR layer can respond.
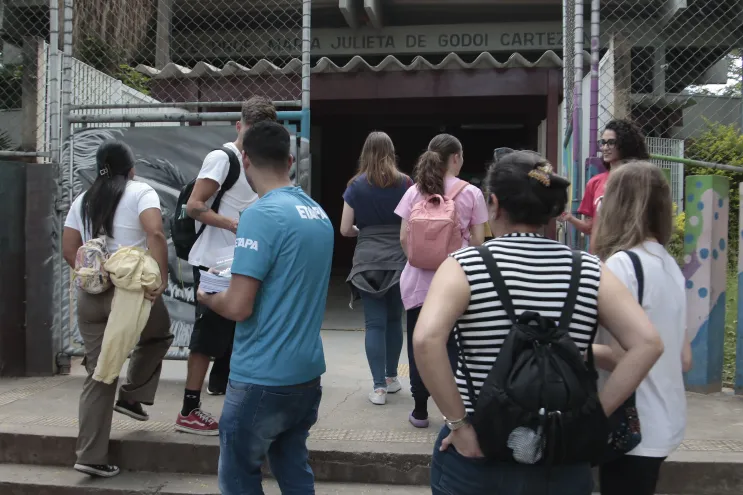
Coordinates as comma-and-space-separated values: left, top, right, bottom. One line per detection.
683, 175, 729, 393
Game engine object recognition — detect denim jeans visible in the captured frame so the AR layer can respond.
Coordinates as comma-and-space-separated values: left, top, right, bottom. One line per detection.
360, 285, 404, 390
431, 426, 594, 495
218, 378, 322, 495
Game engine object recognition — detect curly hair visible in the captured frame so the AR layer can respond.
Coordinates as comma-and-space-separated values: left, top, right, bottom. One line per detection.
604, 119, 649, 168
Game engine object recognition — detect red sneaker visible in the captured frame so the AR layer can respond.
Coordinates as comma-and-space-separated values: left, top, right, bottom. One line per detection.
175, 407, 219, 436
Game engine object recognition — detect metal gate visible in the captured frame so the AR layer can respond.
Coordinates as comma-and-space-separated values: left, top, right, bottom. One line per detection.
52, 0, 312, 367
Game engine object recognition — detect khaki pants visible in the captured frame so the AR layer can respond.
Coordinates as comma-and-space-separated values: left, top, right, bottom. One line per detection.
75, 288, 172, 465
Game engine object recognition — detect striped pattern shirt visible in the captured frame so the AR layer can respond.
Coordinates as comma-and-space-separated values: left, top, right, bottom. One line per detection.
451, 233, 601, 413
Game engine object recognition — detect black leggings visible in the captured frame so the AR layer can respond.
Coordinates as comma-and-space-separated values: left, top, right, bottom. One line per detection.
406, 306, 457, 406
599, 455, 666, 495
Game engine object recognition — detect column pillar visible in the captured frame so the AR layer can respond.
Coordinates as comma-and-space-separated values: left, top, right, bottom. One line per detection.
684, 175, 729, 393
735, 183, 743, 394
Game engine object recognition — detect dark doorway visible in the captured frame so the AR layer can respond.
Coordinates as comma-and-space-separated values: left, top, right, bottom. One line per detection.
312, 96, 543, 272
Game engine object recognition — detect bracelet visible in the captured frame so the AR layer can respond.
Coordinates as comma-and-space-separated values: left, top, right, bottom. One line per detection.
444, 414, 468, 424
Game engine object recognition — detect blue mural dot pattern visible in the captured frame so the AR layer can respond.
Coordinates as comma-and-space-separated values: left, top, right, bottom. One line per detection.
686, 280, 694, 289
696, 181, 703, 189
686, 234, 695, 244
713, 249, 719, 260
699, 287, 708, 298
688, 194, 695, 203
700, 248, 709, 259
698, 201, 705, 211
720, 239, 726, 251
719, 198, 724, 208
715, 212, 719, 220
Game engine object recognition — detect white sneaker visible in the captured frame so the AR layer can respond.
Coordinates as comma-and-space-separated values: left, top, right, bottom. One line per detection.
386, 377, 402, 394
368, 389, 387, 405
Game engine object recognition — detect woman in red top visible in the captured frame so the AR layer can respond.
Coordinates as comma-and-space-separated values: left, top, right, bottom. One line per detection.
561, 119, 649, 251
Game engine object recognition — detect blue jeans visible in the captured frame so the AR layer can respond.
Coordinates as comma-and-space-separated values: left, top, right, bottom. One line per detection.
218, 378, 322, 495
431, 426, 594, 495
360, 285, 404, 390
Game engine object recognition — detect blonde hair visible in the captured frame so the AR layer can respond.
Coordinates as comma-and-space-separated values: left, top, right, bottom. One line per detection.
593, 161, 673, 261
349, 131, 402, 188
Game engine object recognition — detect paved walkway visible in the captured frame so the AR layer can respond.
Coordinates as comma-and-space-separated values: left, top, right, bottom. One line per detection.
1, 331, 743, 460
1, 330, 743, 495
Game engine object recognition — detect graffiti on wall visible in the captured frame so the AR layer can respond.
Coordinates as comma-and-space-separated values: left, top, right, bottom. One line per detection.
61, 125, 309, 355
683, 175, 729, 391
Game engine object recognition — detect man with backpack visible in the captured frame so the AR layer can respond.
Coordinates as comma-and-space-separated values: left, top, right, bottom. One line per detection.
174, 96, 278, 435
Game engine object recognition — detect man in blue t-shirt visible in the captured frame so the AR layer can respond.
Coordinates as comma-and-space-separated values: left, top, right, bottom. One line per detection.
197, 121, 334, 494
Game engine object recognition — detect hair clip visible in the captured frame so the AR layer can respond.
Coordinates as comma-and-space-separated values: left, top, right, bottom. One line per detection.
536, 162, 553, 174
99, 163, 112, 178
528, 169, 551, 187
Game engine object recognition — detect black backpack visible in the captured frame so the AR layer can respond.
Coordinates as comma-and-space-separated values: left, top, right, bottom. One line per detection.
459, 247, 609, 466
171, 147, 241, 261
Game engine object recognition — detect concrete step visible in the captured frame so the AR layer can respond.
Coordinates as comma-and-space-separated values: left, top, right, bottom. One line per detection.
0, 463, 681, 495
0, 464, 433, 494
0, 425, 741, 495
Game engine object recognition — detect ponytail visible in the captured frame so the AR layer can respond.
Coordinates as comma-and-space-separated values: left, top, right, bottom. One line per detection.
81, 140, 135, 237
414, 151, 447, 196
414, 133, 462, 196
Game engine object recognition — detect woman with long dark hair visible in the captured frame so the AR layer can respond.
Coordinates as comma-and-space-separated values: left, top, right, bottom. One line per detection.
342, 131, 412, 405
62, 140, 172, 478
395, 133, 488, 427
413, 150, 663, 494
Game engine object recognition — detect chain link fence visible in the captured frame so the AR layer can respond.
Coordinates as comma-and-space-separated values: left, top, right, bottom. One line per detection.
596, 1, 742, 162
0, 0, 59, 159
67, 0, 304, 129
4, 0, 310, 364
1, 0, 306, 155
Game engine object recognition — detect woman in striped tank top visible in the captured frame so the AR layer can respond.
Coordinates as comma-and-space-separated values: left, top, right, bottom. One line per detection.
412, 150, 664, 495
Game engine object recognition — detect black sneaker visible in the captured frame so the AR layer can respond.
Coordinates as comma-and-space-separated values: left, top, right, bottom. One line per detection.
206, 384, 226, 396
74, 463, 121, 478
114, 400, 149, 421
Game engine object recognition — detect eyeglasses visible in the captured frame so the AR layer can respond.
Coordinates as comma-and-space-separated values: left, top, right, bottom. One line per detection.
598, 139, 617, 148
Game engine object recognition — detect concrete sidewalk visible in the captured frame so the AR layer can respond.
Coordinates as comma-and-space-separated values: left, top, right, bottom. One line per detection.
1, 331, 743, 494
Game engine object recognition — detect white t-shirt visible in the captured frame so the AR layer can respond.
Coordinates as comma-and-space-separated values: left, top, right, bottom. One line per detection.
188, 142, 258, 267
64, 180, 161, 253
597, 241, 687, 458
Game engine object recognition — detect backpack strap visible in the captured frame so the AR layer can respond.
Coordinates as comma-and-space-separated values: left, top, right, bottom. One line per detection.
195, 147, 242, 238
210, 147, 242, 214
622, 250, 644, 305
447, 179, 469, 200
455, 246, 517, 409
558, 250, 583, 329
476, 245, 517, 324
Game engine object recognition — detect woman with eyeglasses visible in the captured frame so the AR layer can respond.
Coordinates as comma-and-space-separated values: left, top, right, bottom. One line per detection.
560, 119, 649, 252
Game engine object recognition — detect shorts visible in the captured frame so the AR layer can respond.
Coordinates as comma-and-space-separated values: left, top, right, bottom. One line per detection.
189, 266, 236, 358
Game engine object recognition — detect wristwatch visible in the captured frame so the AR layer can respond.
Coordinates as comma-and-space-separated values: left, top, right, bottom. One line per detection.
444, 415, 470, 431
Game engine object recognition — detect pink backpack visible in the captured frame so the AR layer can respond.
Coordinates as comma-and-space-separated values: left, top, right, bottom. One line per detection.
406, 180, 470, 270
